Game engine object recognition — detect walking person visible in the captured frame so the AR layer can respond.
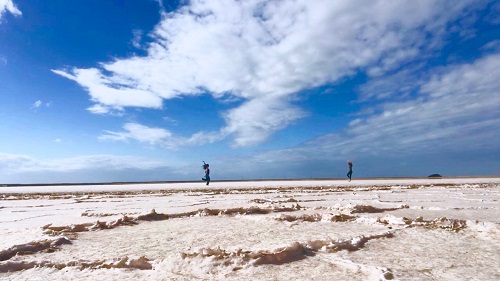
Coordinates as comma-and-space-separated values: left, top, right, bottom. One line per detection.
202, 161, 210, 185
347, 160, 353, 182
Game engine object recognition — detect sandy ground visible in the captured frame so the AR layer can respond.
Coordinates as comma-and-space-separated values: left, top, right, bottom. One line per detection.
0, 178, 499, 280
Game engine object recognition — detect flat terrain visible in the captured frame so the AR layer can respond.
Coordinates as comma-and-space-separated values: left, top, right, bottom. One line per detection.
1, 178, 499, 280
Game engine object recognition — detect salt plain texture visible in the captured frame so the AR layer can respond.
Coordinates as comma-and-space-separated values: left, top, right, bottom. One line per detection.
0, 178, 499, 281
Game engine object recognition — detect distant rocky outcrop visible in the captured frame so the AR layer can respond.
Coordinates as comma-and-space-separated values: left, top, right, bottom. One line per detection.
428, 174, 442, 178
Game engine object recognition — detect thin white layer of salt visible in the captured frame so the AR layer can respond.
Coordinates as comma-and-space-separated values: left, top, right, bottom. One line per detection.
0, 178, 498, 280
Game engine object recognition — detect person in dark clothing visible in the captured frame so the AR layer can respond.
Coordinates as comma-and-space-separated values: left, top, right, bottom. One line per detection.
347, 160, 353, 182
202, 161, 210, 185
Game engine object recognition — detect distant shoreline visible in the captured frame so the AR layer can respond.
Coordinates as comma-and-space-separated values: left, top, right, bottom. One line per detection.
2, 175, 499, 187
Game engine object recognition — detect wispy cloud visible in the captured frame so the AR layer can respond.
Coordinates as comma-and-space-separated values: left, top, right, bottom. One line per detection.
51, 68, 163, 112
0, 152, 205, 183
32, 100, 53, 110
221, 96, 306, 146
162, 116, 178, 125
53, 0, 482, 147
99, 122, 225, 149
485, 1, 500, 24
131, 29, 143, 49
0, 0, 20, 68
0, 152, 166, 173
481, 40, 500, 52
256, 53, 500, 162
0, 0, 21, 20
99, 123, 173, 145
357, 66, 426, 102
86, 104, 123, 115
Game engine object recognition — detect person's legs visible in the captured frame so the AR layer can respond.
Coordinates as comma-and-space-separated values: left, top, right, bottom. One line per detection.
206, 176, 210, 185
347, 171, 352, 181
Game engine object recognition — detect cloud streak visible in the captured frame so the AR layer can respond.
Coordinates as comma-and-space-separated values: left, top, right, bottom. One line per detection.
53, 0, 481, 147
0, 153, 166, 173
99, 122, 225, 149
0, 153, 186, 184
31, 100, 53, 111
257, 53, 500, 162
0, 0, 21, 20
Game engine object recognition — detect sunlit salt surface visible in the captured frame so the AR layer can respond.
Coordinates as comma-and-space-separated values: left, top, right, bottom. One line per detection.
1, 178, 499, 280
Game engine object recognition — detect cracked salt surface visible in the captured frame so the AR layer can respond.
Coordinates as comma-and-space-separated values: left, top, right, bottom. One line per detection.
0, 178, 499, 280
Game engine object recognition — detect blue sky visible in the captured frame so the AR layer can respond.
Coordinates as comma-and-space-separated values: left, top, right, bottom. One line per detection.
0, 0, 499, 184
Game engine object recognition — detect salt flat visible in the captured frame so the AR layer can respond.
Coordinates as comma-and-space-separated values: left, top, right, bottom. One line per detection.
0, 178, 499, 280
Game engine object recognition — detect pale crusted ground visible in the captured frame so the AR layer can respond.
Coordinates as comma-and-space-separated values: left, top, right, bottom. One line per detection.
0, 178, 499, 280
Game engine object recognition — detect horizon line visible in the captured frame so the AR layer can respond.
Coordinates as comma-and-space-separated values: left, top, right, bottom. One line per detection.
2, 175, 499, 187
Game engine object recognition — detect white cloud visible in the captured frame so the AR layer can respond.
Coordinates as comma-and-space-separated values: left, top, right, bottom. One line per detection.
87, 104, 124, 116
53, 0, 480, 147
0, 152, 205, 183
258, 53, 500, 161
358, 66, 426, 101
87, 104, 110, 115
0, 153, 35, 172
51, 68, 163, 110
482, 40, 500, 51
99, 122, 225, 149
485, 1, 500, 24
154, 0, 165, 12
131, 29, 143, 49
183, 130, 226, 146
162, 116, 178, 125
0, 152, 166, 173
222, 96, 306, 147
0, 0, 21, 19
99, 123, 173, 145
32, 100, 53, 110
